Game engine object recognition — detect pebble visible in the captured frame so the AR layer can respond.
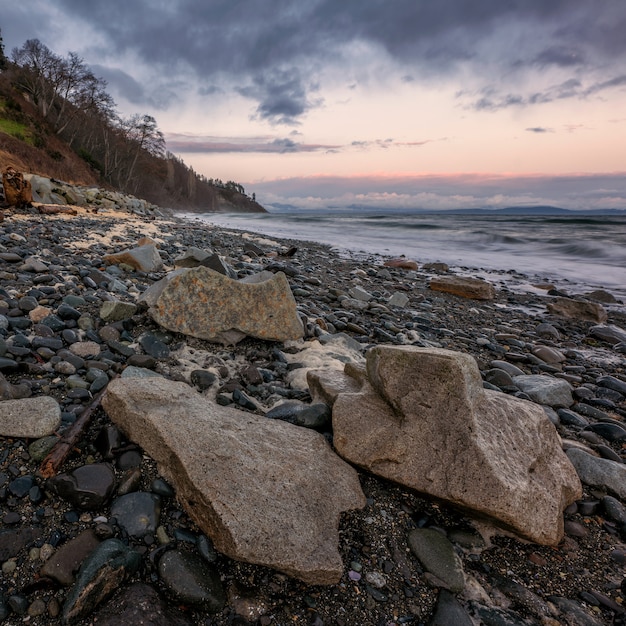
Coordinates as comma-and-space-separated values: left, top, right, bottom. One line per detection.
110, 492, 161, 538
48, 463, 117, 509
1, 209, 626, 625
157, 549, 226, 611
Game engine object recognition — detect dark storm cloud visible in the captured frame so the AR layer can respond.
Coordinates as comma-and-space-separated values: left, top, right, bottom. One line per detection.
236, 68, 321, 125
5, 0, 626, 122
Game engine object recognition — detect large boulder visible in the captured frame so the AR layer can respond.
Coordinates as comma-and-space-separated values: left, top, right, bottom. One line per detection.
2, 167, 32, 207
138, 266, 303, 344
102, 377, 365, 584
429, 276, 495, 300
331, 346, 581, 545
103, 243, 164, 272
546, 297, 607, 323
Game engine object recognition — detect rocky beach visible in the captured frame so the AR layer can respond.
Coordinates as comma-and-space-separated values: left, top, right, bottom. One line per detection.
0, 197, 625, 626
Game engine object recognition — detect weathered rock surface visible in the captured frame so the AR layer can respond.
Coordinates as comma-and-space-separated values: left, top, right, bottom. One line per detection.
138, 266, 303, 344
429, 276, 495, 300
566, 448, 626, 499
103, 243, 163, 272
589, 324, 626, 345
0, 396, 61, 438
512, 374, 574, 407
102, 377, 366, 584
332, 346, 582, 545
547, 297, 608, 322
62, 538, 141, 624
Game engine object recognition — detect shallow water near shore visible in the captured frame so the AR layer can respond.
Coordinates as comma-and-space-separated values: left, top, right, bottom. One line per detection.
181, 210, 626, 304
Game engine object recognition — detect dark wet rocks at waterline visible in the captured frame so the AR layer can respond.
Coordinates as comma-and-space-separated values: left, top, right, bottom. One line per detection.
0, 205, 625, 624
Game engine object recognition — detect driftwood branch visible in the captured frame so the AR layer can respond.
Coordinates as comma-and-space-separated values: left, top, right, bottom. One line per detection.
38, 380, 113, 479
36, 204, 78, 215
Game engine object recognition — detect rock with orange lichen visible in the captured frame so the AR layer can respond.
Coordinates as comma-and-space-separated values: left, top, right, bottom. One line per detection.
138, 267, 304, 345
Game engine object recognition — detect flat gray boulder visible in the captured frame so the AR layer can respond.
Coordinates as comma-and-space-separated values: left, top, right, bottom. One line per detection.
138, 266, 303, 344
332, 346, 581, 545
512, 374, 574, 408
0, 397, 61, 438
566, 448, 626, 499
103, 377, 365, 584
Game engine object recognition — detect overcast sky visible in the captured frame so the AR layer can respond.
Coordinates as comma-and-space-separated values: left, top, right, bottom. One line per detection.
3, 1, 626, 210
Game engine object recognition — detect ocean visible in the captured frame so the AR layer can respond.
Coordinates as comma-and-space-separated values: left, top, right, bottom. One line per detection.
179, 210, 626, 306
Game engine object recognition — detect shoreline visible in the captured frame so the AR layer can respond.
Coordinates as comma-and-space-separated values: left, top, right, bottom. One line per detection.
0, 206, 625, 624
180, 210, 626, 310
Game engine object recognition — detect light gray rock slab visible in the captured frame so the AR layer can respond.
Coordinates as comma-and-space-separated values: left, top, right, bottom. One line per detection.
512, 374, 574, 407
0, 396, 61, 438
103, 377, 365, 584
138, 266, 303, 344
566, 448, 626, 499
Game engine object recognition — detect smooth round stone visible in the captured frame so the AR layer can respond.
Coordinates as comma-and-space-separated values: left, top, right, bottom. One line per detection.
266, 401, 331, 430
63, 295, 86, 308
196, 535, 218, 564
557, 408, 589, 428
138, 334, 170, 359
535, 323, 560, 340
56, 304, 81, 320
69, 341, 101, 358
89, 376, 109, 394
18, 296, 39, 312
158, 549, 225, 612
110, 492, 161, 538
603, 496, 626, 524
584, 422, 626, 443
41, 315, 66, 332
117, 450, 142, 470
483, 368, 515, 389
55, 361, 77, 375
408, 528, 465, 593
125, 354, 156, 370
33, 323, 55, 338
151, 478, 175, 498
66, 375, 90, 390
48, 463, 116, 510
190, 369, 218, 390
28, 436, 58, 462
32, 336, 63, 351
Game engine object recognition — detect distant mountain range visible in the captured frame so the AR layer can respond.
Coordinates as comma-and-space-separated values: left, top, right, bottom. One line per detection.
269, 203, 626, 215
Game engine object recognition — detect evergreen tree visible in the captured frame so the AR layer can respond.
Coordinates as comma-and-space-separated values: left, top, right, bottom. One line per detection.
0, 28, 8, 71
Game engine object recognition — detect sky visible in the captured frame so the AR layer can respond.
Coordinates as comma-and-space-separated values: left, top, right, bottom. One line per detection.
3, 1, 626, 211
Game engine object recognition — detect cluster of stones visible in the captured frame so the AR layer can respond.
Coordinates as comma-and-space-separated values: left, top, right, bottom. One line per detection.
23, 173, 172, 218
0, 206, 625, 624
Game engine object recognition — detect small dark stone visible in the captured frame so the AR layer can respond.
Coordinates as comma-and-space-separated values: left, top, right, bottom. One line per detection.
8, 475, 35, 498
584, 422, 626, 443
41, 314, 66, 332
8, 594, 29, 615
47, 463, 116, 510
110, 492, 161, 538
158, 549, 226, 612
139, 333, 170, 359
190, 369, 218, 390
117, 450, 143, 470
151, 478, 175, 498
